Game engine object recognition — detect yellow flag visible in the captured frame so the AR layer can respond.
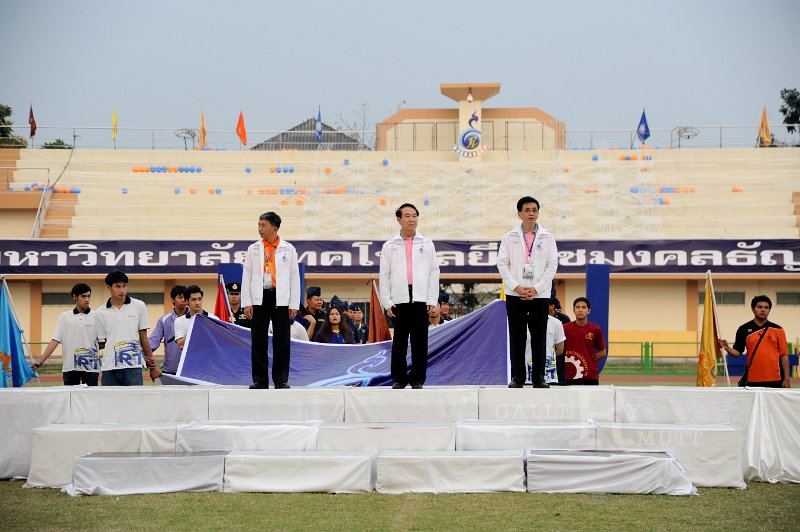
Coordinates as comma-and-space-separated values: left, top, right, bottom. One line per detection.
696, 271, 719, 387
199, 112, 207, 148
758, 104, 771, 147
112, 107, 118, 141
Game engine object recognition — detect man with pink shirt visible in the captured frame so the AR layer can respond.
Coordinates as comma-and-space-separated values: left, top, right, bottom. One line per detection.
379, 203, 440, 389
497, 196, 559, 388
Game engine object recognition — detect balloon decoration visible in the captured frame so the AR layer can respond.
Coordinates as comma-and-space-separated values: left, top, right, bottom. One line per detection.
189, 188, 197, 194
382, 159, 388, 166
344, 159, 350, 165
245, 167, 252, 173
246, 188, 253, 195
379, 198, 386, 206
215, 188, 221, 195
324, 167, 332, 174
423, 199, 430, 206
174, 187, 181, 194
122, 188, 128, 194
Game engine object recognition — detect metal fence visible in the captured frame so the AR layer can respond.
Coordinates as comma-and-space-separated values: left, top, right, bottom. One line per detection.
0, 123, 797, 151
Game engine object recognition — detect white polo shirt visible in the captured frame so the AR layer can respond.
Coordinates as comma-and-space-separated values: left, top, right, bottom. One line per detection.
94, 296, 149, 371
52, 308, 100, 373
526, 316, 566, 384
174, 311, 218, 348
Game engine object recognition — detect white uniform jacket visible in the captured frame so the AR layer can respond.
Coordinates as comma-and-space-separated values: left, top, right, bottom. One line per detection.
241, 238, 301, 310
379, 231, 440, 309
497, 224, 558, 298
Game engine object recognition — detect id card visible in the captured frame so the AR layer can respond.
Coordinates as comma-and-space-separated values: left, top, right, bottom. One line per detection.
522, 264, 534, 281
263, 276, 273, 289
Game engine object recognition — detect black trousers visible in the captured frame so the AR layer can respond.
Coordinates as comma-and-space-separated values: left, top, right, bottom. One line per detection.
391, 293, 429, 386
63, 370, 99, 386
251, 289, 290, 387
506, 296, 549, 385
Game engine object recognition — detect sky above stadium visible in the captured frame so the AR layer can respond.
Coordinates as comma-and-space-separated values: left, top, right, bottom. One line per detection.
3, 0, 799, 140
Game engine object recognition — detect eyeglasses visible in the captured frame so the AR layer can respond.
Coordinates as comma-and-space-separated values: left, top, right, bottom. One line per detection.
521, 208, 539, 213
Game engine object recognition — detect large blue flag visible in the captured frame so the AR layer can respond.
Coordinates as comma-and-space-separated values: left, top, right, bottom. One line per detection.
0, 279, 35, 387
315, 108, 323, 142
176, 300, 510, 386
637, 109, 650, 144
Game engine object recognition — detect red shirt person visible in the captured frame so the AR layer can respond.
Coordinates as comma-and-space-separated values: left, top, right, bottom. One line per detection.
562, 297, 607, 385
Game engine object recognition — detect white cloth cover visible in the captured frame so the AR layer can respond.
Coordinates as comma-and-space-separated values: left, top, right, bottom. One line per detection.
175, 421, 321, 452
344, 387, 479, 422
595, 423, 744, 488
69, 386, 210, 423
477, 387, 615, 422
526, 450, 697, 495
208, 388, 344, 422
614, 387, 755, 433
744, 390, 800, 483
66, 451, 226, 496
316, 423, 456, 452
0, 388, 71, 479
456, 420, 596, 451
25, 423, 182, 488
224, 451, 375, 493
375, 451, 525, 493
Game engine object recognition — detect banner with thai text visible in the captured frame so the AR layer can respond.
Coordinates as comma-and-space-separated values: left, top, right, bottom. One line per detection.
1, 239, 798, 275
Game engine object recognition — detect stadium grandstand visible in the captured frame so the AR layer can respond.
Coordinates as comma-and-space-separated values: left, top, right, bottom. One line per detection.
1, 83, 799, 365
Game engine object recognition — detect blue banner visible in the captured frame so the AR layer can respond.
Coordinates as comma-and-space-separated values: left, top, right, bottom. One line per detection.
0, 279, 35, 387
177, 300, 510, 386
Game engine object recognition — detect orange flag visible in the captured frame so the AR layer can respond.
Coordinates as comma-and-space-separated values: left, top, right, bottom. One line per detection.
199, 112, 207, 148
696, 271, 720, 387
236, 110, 247, 145
758, 104, 771, 147
367, 279, 392, 343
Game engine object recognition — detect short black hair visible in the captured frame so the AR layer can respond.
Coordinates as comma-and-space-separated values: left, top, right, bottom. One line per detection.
438, 293, 450, 305
751, 295, 772, 309
573, 296, 591, 309
184, 285, 203, 299
395, 203, 419, 218
104, 270, 128, 286
170, 284, 187, 300
71, 283, 91, 297
517, 196, 540, 212
259, 211, 281, 229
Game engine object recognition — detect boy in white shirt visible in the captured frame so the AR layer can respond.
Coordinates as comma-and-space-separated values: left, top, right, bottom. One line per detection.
174, 285, 218, 349
33, 283, 100, 385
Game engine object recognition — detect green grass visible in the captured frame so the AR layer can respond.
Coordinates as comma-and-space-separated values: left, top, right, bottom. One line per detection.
1, 480, 797, 531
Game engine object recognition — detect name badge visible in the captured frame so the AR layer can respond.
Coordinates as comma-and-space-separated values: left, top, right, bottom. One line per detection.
522, 264, 534, 281
263, 276, 273, 289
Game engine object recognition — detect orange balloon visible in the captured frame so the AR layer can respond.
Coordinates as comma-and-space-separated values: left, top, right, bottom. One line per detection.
246, 188, 254, 195
208, 188, 215, 194
641, 166, 649, 172
619, 155, 626, 160
270, 167, 276, 173
189, 188, 196, 194
562, 167, 569, 173
379, 198, 387, 206
296, 199, 304, 206
280, 200, 289, 206
325, 167, 332, 174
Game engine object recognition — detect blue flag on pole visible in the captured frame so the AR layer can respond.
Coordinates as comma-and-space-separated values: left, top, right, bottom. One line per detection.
637, 109, 650, 144
0, 279, 35, 387
315, 108, 322, 142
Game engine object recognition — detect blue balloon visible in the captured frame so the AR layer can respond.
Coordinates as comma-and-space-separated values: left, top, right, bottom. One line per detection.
23, 186, 30, 191
276, 167, 282, 173
174, 187, 181, 194
282, 167, 289, 173
71, 187, 80, 194
382, 159, 388, 166
245, 167, 251, 173
592, 154, 599, 161
149, 166, 156, 172
423, 199, 430, 206
344, 159, 350, 165
189, 167, 196, 173
215, 188, 221, 194
289, 167, 295, 173
196, 167, 202, 173
122, 188, 128, 194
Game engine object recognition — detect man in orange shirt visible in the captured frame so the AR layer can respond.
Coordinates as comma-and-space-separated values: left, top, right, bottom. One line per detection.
720, 295, 790, 388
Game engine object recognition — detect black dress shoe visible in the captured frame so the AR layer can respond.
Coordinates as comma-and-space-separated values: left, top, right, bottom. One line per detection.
508, 381, 524, 388
532, 380, 551, 389
392, 383, 407, 389
249, 383, 268, 389
275, 383, 291, 389
411, 383, 423, 389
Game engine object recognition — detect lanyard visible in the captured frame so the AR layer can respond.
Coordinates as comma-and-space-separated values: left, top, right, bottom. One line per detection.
522, 231, 535, 260
263, 243, 277, 272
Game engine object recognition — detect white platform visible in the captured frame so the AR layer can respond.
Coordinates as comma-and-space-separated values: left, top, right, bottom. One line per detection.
208, 388, 345, 422
595, 423, 744, 488
67, 451, 226, 496
456, 420, 596, 451
317, 423, 455, 452
175, 421, 322, 452
375, 451, 525, 493
224, 451, 375, 493
478, 387, 615, 422
744, 390, 800, 483
70, 387, 211, 423
344, 388, 479, 422
0, 388, 71, 479
525, 450, 697, 495
25, 423, 181, 488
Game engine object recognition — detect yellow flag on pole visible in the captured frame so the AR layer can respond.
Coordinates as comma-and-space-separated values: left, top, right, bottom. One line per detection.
112, 107, 118, 141
696, 271, 720, 386
758, 104, 771, 147
199, 112, 207, 148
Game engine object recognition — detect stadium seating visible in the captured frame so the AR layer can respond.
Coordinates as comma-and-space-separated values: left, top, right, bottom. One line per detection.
7, 147, 799, 240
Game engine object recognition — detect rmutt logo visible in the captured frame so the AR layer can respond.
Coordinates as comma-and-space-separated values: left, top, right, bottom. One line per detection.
452, 112, 489, 158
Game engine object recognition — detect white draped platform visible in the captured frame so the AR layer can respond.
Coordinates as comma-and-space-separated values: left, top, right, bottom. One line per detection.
2, 385, 798, 494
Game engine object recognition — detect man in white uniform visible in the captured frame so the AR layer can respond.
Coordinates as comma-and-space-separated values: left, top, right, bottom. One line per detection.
174, 285, 218, 349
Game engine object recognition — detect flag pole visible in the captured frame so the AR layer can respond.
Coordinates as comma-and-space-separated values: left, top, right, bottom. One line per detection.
1, 276, 41, 387
219, 273, 233, 322
707, 270, 730, 387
